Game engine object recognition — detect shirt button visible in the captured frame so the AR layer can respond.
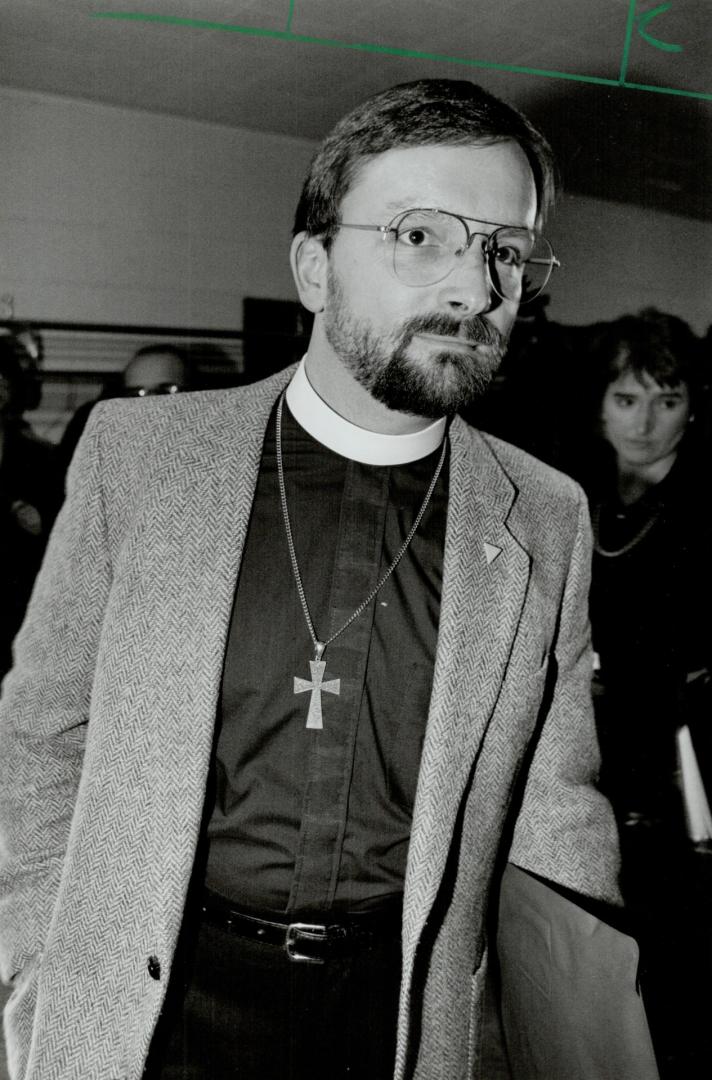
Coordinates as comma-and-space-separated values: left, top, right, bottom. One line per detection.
147, 955, 161, 980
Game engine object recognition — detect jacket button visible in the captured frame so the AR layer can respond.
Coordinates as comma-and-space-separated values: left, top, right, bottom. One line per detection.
147, 955, 161, 980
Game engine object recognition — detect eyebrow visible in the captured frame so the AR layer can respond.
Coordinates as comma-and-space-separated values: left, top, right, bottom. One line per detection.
613, 388, 685, 398
651, 387, 686, 398
381, 203, 531, 230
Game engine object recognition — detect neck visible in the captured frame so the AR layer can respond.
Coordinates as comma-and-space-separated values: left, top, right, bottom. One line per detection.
616, 451, 677, 504
303, 326, 437, 436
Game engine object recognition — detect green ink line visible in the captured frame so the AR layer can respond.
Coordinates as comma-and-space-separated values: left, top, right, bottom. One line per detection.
622, 79, 707, 100
90, 13, 620, 86
619, 0, 638, 85
285, 0, 295, 34
636, 4, 683, 53
92, 12, 712, 102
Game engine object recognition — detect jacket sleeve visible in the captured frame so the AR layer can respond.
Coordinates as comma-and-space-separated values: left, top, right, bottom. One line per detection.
0, 408, 113, 985
508, 484, 622, 906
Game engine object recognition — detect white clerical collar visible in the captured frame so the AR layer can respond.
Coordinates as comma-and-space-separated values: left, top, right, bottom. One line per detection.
285, 358, 447, 466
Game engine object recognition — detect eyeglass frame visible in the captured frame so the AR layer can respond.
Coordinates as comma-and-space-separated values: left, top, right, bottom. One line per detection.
337, 208, 560, 304
123, 382, 183, 398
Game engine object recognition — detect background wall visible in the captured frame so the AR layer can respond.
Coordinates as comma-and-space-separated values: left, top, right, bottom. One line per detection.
0, 87, 315, 329
547, 194, 711, 337
1, 85, 710, 335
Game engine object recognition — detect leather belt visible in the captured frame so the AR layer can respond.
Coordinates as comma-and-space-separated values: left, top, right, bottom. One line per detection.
200, 888, 402, 965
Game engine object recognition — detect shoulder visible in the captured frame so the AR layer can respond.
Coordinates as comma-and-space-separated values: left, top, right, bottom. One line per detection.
88, 368, 292, 449
64, 369, 293, 516
452, 416, 587, 514
74, 369, 294, 482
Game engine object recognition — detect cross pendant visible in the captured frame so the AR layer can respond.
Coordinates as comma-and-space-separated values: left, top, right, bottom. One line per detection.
294, 654, 340, 730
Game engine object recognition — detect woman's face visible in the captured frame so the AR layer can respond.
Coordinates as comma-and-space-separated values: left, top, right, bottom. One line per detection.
600, 368, 691, 471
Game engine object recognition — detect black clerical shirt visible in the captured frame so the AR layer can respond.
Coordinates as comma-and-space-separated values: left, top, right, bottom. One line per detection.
206, 401, 448, 914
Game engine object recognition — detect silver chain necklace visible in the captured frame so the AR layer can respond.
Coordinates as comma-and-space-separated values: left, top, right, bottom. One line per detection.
276, 391, 447, 729
592, 501, 662, 558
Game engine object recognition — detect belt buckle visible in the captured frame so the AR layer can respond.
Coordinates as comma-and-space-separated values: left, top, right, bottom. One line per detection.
285, 921, 328, 964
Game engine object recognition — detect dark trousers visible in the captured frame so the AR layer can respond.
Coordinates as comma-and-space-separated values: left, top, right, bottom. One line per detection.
145, 913, 402, 1079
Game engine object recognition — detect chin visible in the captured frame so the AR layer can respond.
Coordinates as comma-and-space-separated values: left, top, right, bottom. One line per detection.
373, 360, 494, 419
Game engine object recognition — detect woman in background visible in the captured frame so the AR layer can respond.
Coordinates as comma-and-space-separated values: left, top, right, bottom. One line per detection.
572, 308, 711, 1079
580, 309, 710, 827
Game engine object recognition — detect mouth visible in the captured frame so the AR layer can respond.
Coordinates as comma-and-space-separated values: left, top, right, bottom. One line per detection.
415, 333, 482, 352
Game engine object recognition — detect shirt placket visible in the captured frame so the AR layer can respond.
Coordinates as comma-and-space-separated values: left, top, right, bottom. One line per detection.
287, 460, 390, 913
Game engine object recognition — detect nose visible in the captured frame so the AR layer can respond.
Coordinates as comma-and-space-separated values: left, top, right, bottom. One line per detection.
435, 243, 496, 315
632, 403, 655, 436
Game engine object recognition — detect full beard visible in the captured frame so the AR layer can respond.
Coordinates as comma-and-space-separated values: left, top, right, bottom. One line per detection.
324, 272, 508, 418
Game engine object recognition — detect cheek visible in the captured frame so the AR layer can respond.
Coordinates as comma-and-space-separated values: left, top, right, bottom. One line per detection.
343, 268, 398, 322
493, 303, 519, 339
659, 413, 688, 445
601, 406, 625, 439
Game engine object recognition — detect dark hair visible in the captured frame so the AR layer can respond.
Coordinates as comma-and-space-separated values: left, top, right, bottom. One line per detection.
589, 308, 701, 408
293, 78, 556, 246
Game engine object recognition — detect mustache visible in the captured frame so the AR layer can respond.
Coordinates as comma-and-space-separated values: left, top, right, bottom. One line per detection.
400, 313, 505, 350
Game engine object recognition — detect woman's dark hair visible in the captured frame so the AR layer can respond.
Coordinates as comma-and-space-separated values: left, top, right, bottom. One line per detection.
293, 78, 556, 247
589, 307, 701, 411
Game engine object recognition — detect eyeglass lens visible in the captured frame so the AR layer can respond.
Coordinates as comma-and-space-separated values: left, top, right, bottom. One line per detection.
391, 210, 555, 303
125, 383, 182, 397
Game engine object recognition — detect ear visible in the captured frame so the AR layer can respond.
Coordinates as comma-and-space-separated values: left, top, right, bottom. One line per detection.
290, 232, 328, 314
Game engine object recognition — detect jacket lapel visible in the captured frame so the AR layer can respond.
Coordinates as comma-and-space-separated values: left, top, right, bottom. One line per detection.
402, 418, 532, 954
143, 370, 293, 850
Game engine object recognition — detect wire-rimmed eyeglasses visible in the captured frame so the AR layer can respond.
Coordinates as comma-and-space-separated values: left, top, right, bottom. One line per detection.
339, 208, 560, 304
124, 382, 183, 398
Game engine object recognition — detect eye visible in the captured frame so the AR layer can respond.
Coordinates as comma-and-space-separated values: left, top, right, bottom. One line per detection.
397, 225, 439, 248
613, 394, 636, 408
393, 211, 454, 250
491, 243, 523, 267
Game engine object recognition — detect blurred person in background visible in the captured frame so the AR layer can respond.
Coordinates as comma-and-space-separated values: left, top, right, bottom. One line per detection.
0, 338, 61, 679
574, 309, 710, 828
57, 343, 192, 475
122, 343, 193, 398
569, 307, 711, 1079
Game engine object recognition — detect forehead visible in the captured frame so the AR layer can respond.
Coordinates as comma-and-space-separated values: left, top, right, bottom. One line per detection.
125, 352, 185, 386
340, 142, 538, 228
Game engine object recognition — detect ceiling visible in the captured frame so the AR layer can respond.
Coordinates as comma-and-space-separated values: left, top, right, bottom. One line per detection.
1, 0, 710, 220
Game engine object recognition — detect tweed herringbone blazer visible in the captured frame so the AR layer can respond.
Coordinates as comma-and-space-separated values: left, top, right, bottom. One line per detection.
0, 368, 623, 1079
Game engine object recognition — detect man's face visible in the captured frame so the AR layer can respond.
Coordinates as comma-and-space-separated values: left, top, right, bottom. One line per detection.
601, 368, 691, 470
321, 142, 538, 417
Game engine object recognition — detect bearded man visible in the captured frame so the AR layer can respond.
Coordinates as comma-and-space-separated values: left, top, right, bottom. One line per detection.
0, 79, 658, 1080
